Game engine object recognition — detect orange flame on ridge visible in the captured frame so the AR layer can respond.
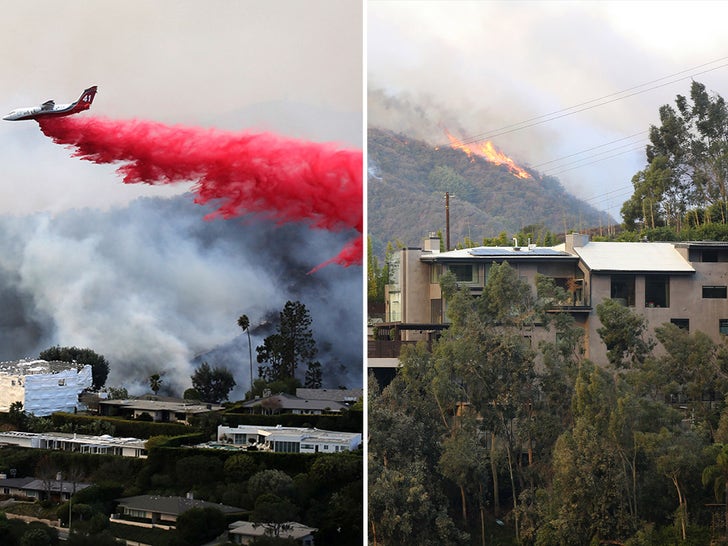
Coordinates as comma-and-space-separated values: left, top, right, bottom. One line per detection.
445, 130, 530, 179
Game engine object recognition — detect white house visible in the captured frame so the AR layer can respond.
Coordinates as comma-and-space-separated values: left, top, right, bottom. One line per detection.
228, 521, 316, 545
217, 425, 361, 454
0, 431, 148, 458
0, 359, 92, 415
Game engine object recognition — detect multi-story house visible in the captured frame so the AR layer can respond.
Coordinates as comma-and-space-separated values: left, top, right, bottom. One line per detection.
370, 232, 728, 377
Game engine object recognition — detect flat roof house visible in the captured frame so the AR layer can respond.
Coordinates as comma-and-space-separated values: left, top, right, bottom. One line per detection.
217, 425, 362, 454
0, 430, 147, 458
371, 233, 728, 374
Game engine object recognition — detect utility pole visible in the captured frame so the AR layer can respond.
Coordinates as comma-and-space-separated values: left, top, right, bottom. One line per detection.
445, 192, 451, 251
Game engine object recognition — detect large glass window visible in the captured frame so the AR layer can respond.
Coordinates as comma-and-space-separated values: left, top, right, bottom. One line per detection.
645, 275, 669, 308
611, 275, 635, 306
448, 264, 475, 283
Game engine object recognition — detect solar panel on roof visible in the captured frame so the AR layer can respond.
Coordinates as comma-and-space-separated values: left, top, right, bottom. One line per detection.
468, 247, 568, 256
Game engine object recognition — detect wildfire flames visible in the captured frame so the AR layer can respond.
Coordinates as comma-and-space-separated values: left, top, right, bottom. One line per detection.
445, 130, 530, 179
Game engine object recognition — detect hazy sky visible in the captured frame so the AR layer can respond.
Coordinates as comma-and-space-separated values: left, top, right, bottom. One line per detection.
368, 1, 728, 222
0, 0, 363, 394
0, 0, 362, 214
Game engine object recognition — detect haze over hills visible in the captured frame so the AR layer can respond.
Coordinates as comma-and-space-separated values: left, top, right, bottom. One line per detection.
368, 127, 616, 258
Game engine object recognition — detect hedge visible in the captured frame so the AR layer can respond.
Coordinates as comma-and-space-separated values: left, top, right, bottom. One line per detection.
51, 412, 192, 438
219, 409, 363, 433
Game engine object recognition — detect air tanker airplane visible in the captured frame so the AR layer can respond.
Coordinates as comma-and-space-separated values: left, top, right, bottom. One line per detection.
3, 86, 97, 121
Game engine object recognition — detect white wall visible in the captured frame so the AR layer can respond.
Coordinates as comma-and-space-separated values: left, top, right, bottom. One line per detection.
8, 365, 93, 416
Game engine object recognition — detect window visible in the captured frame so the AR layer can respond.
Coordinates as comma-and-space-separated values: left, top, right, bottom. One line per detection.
431, 299, 442, 324
611, 275, 635, 306
388, 291, 401, 322
703, 285, 727, 299
720, 319, 728, 336
671, 318, 689, 330
429, 264, 442, 284
703, 250, 719, 262
448, 264, 475, 283
645, 275, 669, 308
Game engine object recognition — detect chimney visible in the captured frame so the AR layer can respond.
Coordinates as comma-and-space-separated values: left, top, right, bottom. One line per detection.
423, 232, 441, 254
565, 232, 589, 254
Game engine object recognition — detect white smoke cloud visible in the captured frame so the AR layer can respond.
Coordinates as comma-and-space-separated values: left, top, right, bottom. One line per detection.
0, 195, 362, 395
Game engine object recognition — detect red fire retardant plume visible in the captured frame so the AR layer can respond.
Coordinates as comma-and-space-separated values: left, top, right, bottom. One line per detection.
38, 117, 362, 270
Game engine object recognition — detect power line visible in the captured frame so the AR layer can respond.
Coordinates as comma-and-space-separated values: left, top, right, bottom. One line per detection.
455, 57, 728, 145
531, 131, 647, 169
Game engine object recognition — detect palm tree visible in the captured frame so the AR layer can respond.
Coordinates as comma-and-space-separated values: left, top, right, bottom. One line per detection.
149, 373, 163, 395
238, 314, 254, 398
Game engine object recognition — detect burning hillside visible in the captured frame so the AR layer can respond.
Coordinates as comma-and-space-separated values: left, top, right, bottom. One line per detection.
445, 130, 530, 179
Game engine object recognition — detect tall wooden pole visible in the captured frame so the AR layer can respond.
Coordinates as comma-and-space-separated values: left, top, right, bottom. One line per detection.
446, 192, 451, 251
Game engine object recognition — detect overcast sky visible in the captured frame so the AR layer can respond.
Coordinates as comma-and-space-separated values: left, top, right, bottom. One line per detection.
368, 0, 728, 222
0, 0, 362, 214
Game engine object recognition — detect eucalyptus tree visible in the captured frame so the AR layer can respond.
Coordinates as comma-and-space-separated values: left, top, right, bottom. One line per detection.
434, 262, 537, 541
623, 81, 728, 230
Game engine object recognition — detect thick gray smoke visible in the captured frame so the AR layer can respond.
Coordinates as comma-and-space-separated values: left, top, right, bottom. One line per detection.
0, 194, 362, 396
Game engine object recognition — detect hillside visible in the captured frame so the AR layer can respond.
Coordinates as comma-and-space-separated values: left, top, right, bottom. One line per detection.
368, 127, 614, 257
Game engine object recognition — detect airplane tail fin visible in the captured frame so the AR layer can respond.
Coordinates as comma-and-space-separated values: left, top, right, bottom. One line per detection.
73, 86, 97, 113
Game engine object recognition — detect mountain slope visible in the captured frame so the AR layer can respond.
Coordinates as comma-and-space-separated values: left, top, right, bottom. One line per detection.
368, 127, 613, 257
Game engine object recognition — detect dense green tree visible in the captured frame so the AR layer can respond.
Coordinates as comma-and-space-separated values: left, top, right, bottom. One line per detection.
435, 262, 537, 533
257, 301, 318, 383
537, 363, 635, 545
596, 299, 653, 368
428, 165, 475, 201
182, 388, 201, 400
19, 528, 53, 546
105, 387, 128, 400
175, 507, 226, 546
251, 493, 299, 538
247, 470, 294, 503
624, 81, 728, 230
39, 346, 109, 389
703, 443, 728, 537
8, 401, 27, 429
190, 362, 236, 403
175, 455, 223, 492
278, 301, 317, 377
368, 346, 464, 545
303, 361, 322, 388
223, 453, 257, 482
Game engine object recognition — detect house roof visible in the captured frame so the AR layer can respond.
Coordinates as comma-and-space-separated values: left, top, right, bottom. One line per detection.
99, 399, 222, 414
295, 388, 362, 403
573, 242, 695, 274
228, 520, 317, 539
0, 476, 91, 494
0, 359, 89, 375
116, 495, 245, 517
241, 392, 346, 412
421, 245, 576, 262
